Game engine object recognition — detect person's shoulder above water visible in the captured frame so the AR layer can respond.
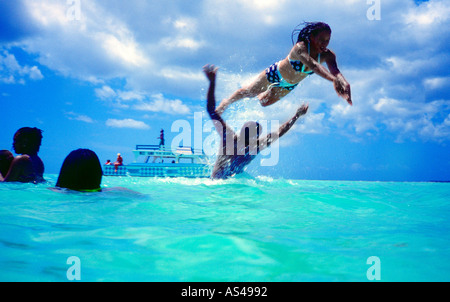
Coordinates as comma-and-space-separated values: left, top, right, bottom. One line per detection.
2, 155, 44, 183
0, 127, 45, 183
0, 150, 14, 178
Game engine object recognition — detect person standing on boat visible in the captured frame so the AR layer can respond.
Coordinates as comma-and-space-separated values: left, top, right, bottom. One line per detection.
158, 129, 165, 149
203, 64, 309, 179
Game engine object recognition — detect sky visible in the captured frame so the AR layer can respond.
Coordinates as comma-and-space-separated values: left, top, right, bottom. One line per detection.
1, 0, 449, 182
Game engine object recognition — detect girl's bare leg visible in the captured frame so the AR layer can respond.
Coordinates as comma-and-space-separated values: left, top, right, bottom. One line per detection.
215, 87, 256, 115
258, 86, 291, 107
216, 70, 270, 115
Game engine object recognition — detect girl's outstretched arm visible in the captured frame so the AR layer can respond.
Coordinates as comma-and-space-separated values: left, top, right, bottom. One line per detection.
324, 50, 352, 105
294, 43, 352, 106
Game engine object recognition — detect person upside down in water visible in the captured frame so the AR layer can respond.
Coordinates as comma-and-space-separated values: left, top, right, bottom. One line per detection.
216, 22, 352, 115
203, 64, 309, 179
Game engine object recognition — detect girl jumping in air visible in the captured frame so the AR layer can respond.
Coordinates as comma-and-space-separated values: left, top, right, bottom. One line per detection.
216, 22, 352, 114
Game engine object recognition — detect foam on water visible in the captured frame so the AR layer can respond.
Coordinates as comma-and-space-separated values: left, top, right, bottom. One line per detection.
1, 175, 449, 281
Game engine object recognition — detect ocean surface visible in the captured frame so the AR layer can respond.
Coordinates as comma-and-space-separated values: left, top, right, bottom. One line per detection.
0, 174, 449, 282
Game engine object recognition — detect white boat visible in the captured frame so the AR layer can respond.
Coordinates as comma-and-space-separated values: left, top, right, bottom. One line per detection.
103, 145, 212, 178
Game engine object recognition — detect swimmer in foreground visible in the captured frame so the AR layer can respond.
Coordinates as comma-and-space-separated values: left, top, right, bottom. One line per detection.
0, 127, 45, 183
216, 22, 352, 115
204, 64, 309, 179
56, 149, 103, 192
54, 148, 141, 194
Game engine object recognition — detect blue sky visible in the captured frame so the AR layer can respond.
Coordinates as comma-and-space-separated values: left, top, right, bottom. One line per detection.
1, 0, 449, 181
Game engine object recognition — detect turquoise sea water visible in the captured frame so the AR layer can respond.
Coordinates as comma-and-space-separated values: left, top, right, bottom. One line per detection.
0, 174, 449, 282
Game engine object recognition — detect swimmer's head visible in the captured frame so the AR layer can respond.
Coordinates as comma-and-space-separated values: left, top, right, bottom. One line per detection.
12, 127, 43, 155
56, 149, 103, 192
293, 22, 331, 45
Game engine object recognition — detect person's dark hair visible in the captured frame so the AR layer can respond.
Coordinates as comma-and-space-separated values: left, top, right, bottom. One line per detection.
292, 22, 332, 45
56, 149, 103, 192
13, 127, 43, 155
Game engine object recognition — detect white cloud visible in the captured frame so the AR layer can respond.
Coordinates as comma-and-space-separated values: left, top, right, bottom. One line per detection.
373, 98, 415, 117
444, 114, 450, 126
100, 32, 149, 67
25, 0, 68, 27
418, 116, 450, 142
96, 85, 146, 103
296, 112, 328, 134
105, 118, 150, 130
400, 0, 450, 45
65, 111, 95, 123
160, 66, 205, 82
134, 93, 191, 115
423, 77, 450, 90
95, 85, 117, 100
204, 0, 288, 28
27, 65, 44, 80
20, 0, 152, 81
160, 37, 204, 51
238, 0, 281, 11
95, 84, 191, 115
385, 57, 434, 76
403, 0, 450, 26
174, 19, 195, 31
334, 95, 450, 142
162, 16, 199, 33
118, 90, 146, 101
0, 50, 44, 84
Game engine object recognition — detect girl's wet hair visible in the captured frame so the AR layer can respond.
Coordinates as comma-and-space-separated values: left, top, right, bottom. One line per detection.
56, 149, 103, 191
292, 22, 332, 45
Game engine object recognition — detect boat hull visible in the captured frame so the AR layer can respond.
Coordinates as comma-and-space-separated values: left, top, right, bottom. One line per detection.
103, 163, 211, 178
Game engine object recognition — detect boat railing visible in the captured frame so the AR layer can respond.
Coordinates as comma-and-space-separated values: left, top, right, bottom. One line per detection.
135, 145, 206, 156
136, 145, 161, 150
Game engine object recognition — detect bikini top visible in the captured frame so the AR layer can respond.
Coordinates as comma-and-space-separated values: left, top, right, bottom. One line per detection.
288, 43, 320, 75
